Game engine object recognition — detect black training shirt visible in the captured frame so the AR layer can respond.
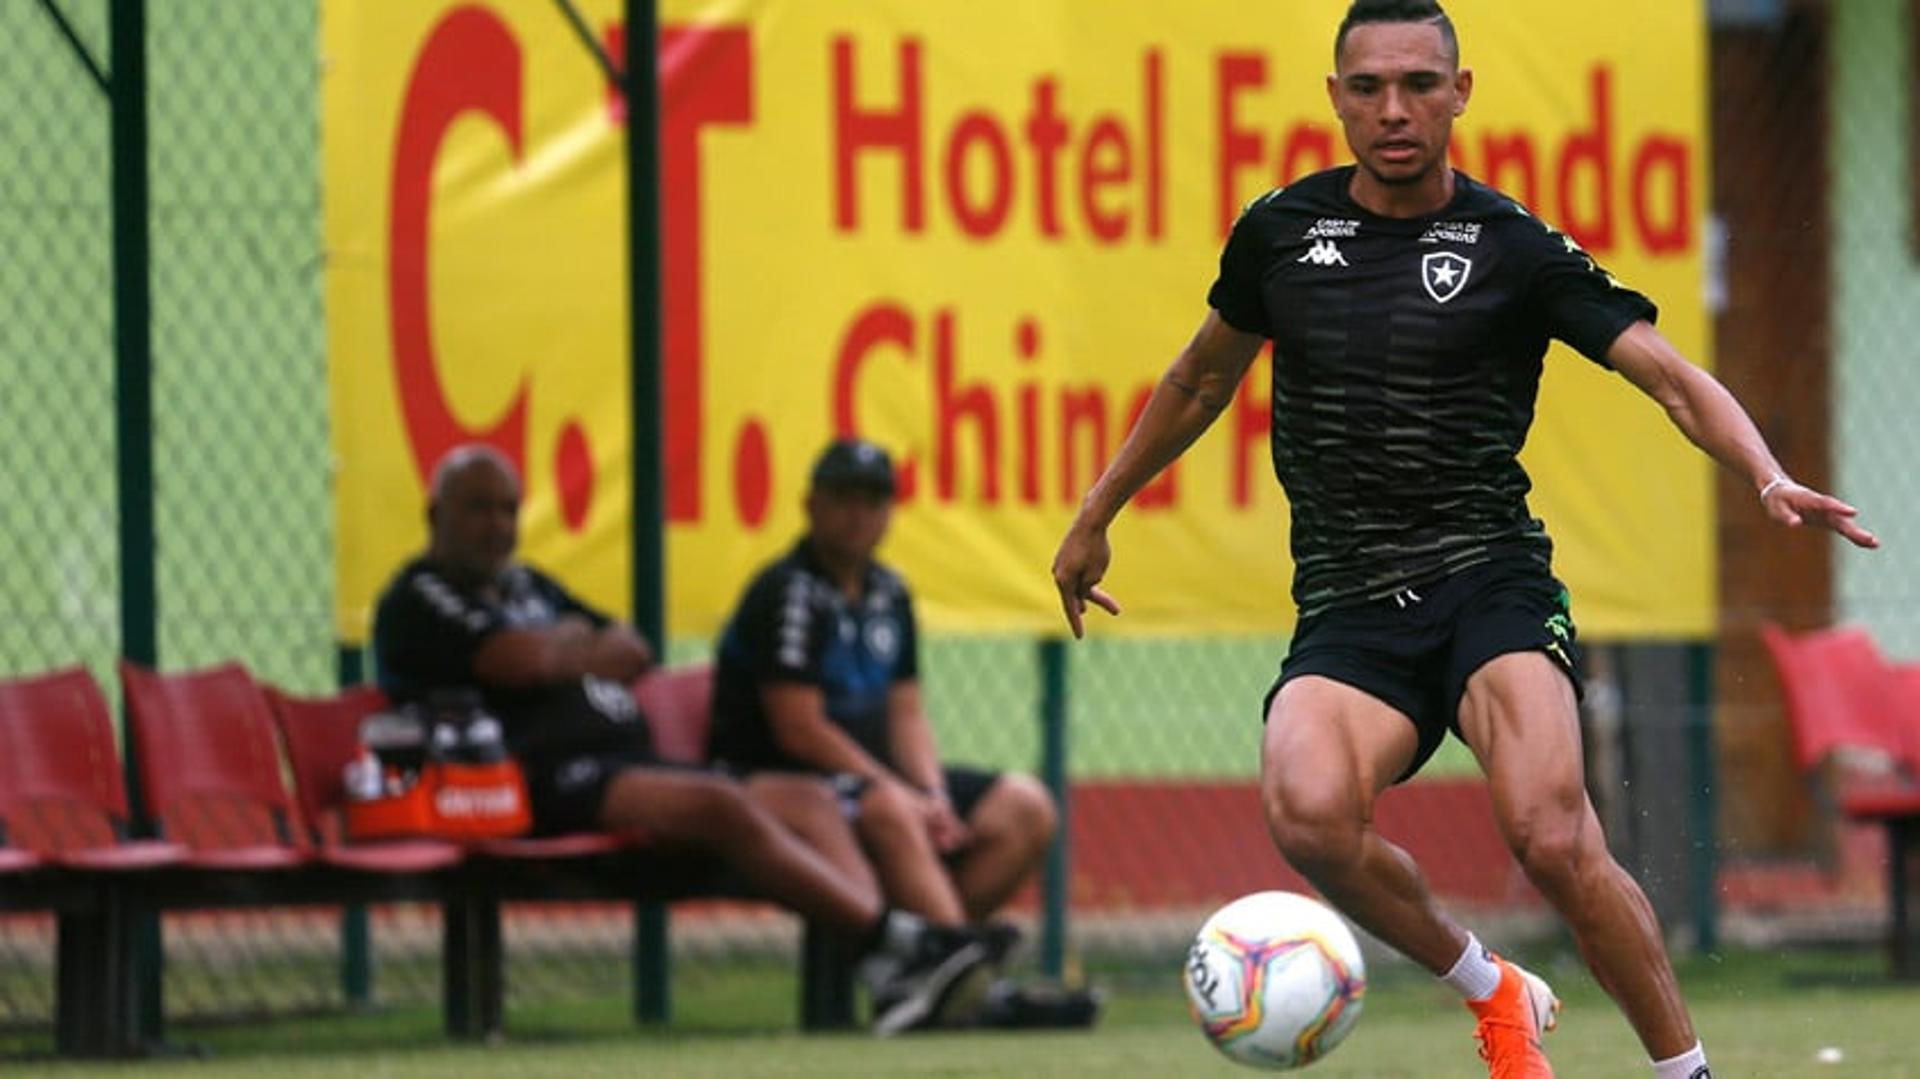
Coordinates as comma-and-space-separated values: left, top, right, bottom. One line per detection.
708, 540, 919, 771
372, 557, 651, 759
1208, 166, 1657, 617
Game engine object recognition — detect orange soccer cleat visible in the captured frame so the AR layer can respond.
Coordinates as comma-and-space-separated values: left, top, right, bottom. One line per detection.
1467, 955, 1561, 1079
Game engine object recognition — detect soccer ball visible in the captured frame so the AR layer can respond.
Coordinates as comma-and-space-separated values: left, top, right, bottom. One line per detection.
1183, 891, 1367, 1069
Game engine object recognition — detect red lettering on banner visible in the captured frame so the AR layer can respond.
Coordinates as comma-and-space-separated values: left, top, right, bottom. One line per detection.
834, 37, 925, 233
935, 311, 1001, 503
1080, 117, 1132, 243
832, 302, 920, 501
1016, 320, 1043, 503
1219, 62, 1691, 257
1555, 66, 1615, 252
946, 111, 1016, 237
390, 7, 529, 488
1144, 51, 1165, 240
656, 26, 754, 524
394, 19, 755, 528
1479, 133, 1538, 212
1217, 53, 1268, 238
835, 303, 1180, 510
1058, 386, 1108, 502
1278, 124, 1336, 188
1631, 136, 1691, 254
1027, 81, 1069, 239
834, 39, 1164, 243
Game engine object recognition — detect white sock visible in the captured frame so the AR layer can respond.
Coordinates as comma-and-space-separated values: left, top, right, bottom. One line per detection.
1650, 1041, 1709, 1078
857, 910, 925, 990
1439, 933, 1503, 1002
879, 908, 925, 954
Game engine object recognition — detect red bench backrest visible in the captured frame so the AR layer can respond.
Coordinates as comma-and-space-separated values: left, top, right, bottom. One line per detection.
0, 666, 129, 851
119, 661, 308, 852
265, 684, 392, 843
634, 665, 714, 766
1760, 624, 1909, 773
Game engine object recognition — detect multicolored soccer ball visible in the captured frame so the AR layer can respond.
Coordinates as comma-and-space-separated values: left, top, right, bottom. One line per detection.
1183, 891, 1367, 1069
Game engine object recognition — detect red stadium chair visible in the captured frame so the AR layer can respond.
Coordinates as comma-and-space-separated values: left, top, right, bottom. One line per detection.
0, 666, 184, 871
1891, 662, 1920, 775
1760, 624, 1920, 979
118, 661, 311, 870
264, 684, 463, 873
634, 663, 714, 766
0, 666, 186, 1056
1760, 624, 1916, 779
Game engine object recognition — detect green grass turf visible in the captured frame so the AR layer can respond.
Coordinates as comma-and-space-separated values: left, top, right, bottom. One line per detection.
7, 947, 1915, 1077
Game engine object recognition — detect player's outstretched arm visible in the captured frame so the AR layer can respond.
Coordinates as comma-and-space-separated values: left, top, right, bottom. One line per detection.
1051, 312, 1267, 637
1606, 320, 1879, 549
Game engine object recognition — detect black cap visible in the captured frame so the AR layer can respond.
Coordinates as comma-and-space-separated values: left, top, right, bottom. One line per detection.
809, 438, 896, 497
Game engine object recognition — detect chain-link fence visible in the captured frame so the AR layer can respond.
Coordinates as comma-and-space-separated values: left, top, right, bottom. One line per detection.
4, 0, 1917, 1040
1, 0, 119, 1031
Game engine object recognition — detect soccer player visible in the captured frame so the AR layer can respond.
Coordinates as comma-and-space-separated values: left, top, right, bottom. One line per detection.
1049, 2, 1877, 1076
374, 444, 994, 1035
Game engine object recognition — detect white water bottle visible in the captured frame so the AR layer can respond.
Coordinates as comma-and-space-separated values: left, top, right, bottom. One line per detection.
343, 748, 384, 802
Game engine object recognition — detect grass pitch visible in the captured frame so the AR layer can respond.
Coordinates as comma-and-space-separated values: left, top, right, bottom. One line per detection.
6, 946, 1917, 1077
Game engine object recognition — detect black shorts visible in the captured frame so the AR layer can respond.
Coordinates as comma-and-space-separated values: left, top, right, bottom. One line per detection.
1266, 558, 1583, 781
754, 764, 1003, 828
519, 745, 670, 835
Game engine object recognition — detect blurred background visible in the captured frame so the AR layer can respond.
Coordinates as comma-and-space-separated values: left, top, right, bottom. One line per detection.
0, 0, 1911, 1042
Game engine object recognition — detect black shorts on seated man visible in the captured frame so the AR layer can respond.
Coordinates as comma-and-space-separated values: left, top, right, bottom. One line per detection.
372, 442, 995, 1035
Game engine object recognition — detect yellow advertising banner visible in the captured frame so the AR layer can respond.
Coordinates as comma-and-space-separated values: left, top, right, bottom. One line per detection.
325, 0, 1712, 642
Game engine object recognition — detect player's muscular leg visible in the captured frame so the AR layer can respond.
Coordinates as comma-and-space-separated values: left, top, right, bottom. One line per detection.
599, 768, 881, 932
854, 778, 969, 924
1457, 652, 1696, 1059
744, 772, 880, 899
1262, 677, 1468, 973
950, 773, 1057, 921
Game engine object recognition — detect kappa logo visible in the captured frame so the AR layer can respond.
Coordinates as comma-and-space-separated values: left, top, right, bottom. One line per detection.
1422, 251, 1472, 303
1298, 240, 1349, 267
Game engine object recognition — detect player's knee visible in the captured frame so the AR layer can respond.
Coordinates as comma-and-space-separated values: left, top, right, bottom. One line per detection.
997, 774, 1058, 844
1262, 782, 1363, 875
858, 781, 923, 843
780, 776, 843, 822
1503, 810, 1593, 893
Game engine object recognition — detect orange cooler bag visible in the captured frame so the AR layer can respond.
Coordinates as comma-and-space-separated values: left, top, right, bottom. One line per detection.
345, 758, 531, 841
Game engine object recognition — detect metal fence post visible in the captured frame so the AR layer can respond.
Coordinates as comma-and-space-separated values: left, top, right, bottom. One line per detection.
108, 0, 162, 1050
1687, 642, 1719, 953
1038, 638, 1070, 980
624, 0, 670, 1025
338, 645, 373, 1008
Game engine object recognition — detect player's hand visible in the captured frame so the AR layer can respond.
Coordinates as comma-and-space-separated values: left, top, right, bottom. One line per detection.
1762, 478, 1880, 549
876, 776, 968, 852
1051, 523, 1122, 639
922, 792, 969, 853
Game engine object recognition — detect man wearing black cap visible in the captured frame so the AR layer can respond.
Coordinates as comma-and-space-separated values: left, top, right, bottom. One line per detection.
711, 438, 1077, 1026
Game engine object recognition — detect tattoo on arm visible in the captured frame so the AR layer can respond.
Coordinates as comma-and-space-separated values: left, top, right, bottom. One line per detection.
1167, 375, 1230, 412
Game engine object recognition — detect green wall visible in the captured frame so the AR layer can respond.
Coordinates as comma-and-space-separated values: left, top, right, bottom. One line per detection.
1832, 0, 1920, 656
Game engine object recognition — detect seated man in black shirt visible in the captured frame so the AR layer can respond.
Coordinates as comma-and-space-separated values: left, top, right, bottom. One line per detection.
372, 444, 992, 1034
711, 440, 1061, 970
